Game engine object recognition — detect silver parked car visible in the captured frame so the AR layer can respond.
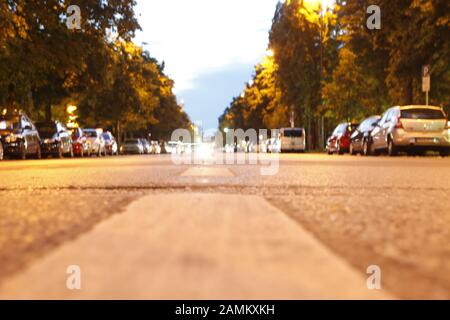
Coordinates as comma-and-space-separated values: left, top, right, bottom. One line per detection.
140, 139, 151, 154
120, 139, 144, 155
84, 129, 106, 157
150, 141, 161, 154
370, 105, 450, 156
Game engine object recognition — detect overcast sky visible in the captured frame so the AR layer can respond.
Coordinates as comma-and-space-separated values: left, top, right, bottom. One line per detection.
134, 0, 279, 129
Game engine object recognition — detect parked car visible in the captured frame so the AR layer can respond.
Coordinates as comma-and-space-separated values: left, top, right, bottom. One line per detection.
327, 123, 359, 155
267, 138, 281, 153
370, 105, 450, 156
70, 127, 90, 157
165, 141, 182, 154
280, 128, 306, 153
120, 139, 144, 155
350, 116, 381, 156
140, 139, 151, 154
0, 112, 41, 160
103, 131, 119, 156
35, 121, 73, 158
150, 141, 161, 154
84, 129, 106, 157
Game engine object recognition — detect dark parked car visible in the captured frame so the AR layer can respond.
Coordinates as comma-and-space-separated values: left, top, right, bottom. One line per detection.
35, 121, 73, 158
350, 116, 381, 156
327, 123, 359, 155
103, 131, 119, 156
70, 127, 90, 157
0, 112, 41, 159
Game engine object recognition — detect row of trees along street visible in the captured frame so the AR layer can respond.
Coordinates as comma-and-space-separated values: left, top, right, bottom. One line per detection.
219, 0, 450, 150
0, 0, 191, 142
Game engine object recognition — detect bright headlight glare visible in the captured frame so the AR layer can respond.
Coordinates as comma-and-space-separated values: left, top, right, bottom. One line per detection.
5, 134, 20, 143
44, 138, 57, 144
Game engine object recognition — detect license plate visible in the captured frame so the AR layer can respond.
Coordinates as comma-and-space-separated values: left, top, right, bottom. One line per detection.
416, 138, 437, 143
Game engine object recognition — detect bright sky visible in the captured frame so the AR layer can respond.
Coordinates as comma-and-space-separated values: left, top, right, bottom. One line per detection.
134, 0, 280, 129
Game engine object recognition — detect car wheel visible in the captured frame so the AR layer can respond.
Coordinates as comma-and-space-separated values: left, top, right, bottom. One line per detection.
35, 145, 42, 160
19, 142, 26, 160
337, 141, 344, 155
387, 138, 398, 157
349, 143, 356, 156
440, 148, 450, 157
56, 144, 64, 159
370, 141, 379, 156
363, 140, 370, 156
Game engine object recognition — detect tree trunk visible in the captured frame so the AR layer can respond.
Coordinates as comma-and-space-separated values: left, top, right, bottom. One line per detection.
405, 78, 414, 105
45, 95, 52, 122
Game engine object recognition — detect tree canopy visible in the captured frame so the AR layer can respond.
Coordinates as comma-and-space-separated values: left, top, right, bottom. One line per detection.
0, 0, 191, 140
219, 0, 449, 148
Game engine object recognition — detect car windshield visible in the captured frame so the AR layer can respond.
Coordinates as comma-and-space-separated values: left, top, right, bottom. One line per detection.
36, 123, 56, 138
283, 130, 303, 137
0, 116, 20, 130
84, 131, 98, 138
401, 109, 446, 120
336, 125, 347, 133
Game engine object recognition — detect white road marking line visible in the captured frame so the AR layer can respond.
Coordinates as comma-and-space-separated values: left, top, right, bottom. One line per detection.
0, 193, 392, 300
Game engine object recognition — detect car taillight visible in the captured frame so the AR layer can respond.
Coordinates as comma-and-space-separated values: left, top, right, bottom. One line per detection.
395, 118, 403, 129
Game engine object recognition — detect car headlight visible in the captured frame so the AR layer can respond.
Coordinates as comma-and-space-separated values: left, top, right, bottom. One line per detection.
44, 138, 57, 144
5, 134, 21, 143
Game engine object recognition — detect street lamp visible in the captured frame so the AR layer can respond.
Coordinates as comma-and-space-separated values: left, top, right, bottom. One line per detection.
66, 105, 78, 114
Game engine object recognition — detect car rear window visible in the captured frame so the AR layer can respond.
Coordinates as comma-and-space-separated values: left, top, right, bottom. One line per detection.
283, 130, 303, 137
84, 131, 98, 138
401, 109, 446, 120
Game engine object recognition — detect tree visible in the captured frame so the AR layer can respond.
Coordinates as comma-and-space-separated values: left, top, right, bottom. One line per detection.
323, 47, 381, 121
269, 0, 339, 148
0, 0, 140, 120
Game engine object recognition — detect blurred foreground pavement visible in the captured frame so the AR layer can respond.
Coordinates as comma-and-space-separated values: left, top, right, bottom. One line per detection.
0, 154, 449, 299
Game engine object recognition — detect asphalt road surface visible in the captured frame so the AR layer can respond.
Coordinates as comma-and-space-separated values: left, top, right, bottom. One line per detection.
0, 153, 449, 299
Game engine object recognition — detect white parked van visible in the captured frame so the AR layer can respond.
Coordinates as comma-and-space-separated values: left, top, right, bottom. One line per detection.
279, 128, 306, 153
